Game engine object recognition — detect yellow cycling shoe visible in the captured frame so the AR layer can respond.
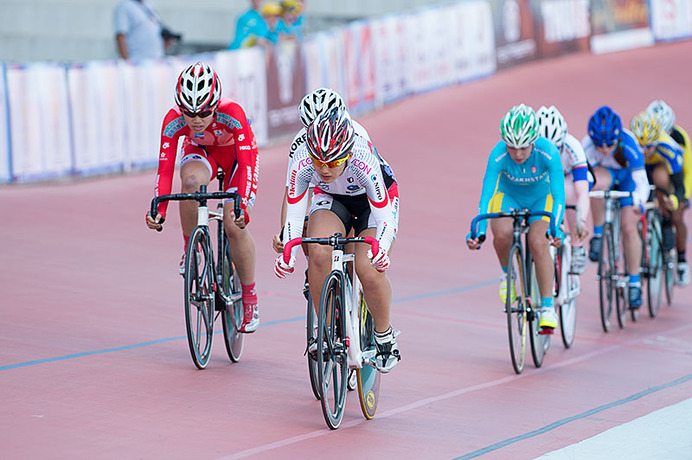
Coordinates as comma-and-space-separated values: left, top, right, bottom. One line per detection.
499, 274, 517, 304
539, 307, 558, 331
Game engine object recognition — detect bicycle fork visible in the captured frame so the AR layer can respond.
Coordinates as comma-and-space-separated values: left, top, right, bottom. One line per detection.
336, 251, 364, 370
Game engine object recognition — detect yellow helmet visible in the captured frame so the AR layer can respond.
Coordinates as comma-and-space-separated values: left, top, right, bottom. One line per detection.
630, 111, 661, 146
261, 2, 283, 16
281, 0, 303, 14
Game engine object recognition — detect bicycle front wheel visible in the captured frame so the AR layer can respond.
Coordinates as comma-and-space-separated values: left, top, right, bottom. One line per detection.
220, 236, 244, 363
528, 259, 548, 368
598, 224, 615, 332
559, 274, 578, 349
646, 217, 663, 318
356, 289, 381, 420
317, 272, 348, 430
664, 250, 675, 305
184, 227, 215, 369
506, 245, 527, 374
306, 289, 321, 400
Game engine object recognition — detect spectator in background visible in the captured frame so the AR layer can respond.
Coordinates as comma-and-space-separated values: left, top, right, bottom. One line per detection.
228, 0, 265, 50
114, 0, 176, 60
259, 2, 290, 46
281, 0, 305, 40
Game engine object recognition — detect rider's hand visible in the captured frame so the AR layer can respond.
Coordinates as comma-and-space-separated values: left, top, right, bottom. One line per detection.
549, 235, 562, 248
274, 254, 295, 279
233, 209, 248, 229
575, 220, 590, 243
466, 231, 485, 250
146, 211, 163, 230
367, 247, 390, 272
272, 234, 284, 254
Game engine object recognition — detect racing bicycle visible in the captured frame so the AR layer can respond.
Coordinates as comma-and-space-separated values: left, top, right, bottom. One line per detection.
283, 234, 382, 430
150, 169, 245, 369
469, 210, 557, 374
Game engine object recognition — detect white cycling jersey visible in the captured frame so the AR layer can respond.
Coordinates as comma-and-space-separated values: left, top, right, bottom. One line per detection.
561, 133, 588, 178
285, 119, 370, 186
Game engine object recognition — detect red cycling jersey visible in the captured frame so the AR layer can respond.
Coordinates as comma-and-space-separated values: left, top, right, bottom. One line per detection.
153, 97, 259, 220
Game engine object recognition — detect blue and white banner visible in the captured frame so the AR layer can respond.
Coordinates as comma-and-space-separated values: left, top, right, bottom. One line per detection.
302, 31, 347, 104
649, 0, 692, 41
371, 15, 410, 106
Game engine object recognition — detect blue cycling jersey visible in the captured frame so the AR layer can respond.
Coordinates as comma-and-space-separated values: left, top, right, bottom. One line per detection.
475, 136, 566, 235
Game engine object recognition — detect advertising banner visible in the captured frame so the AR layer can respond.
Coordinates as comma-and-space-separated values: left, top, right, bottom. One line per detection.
488, 0, 538, 69
371, 15, 410, 106
6, 63, 72, 182
302, 32, 347, 104
590, 0, 654, 53
649, 0, 692, 41
68, 61, 126, 176
216, 48, 268, 147
342, 21, 376, 114
451, 1, 497, 83
532, 0, 591, 57
0, 63, 10, 183
265, 41, 305, 138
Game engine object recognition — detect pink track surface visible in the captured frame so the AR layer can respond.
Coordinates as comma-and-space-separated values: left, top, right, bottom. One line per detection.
3, 41, 692, 459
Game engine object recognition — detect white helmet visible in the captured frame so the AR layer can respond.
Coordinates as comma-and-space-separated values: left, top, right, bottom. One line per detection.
536, 105, 568, 148
646, 100, 675, 134
175, 62, 222, 113
299, 88, 345, 127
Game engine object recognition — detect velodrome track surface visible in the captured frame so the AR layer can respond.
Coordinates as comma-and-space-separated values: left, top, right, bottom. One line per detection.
2, 40, 692, 459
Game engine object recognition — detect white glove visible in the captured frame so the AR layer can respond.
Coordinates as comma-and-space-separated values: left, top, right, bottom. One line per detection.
274, 254, 295, 279
367, 247, 390, 272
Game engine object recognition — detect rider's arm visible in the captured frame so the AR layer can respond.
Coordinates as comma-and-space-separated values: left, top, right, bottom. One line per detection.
153, 109, 184, 218
544, 141, 566, 231
225, 103, 259, 221
282, 148, 312, 258
476, 142, 505, 235
622, 133, 651, 207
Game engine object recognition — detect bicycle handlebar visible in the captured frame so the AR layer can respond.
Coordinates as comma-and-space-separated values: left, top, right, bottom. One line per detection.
588, 190, 633, 199
469, 210, 557, 240
150, 189, 242, 231
282, 235, 379, 265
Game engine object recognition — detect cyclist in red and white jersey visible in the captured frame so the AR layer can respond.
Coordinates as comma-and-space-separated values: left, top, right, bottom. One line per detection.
536, 105, 591, 274
145, 62, 261, 333
274, 106, 401, 373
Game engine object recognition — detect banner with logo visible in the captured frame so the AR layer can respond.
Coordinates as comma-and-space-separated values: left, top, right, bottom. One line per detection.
589, 0, 654, 53
531, 0, 590, 57
649, 0, 692, 41
488, 0, 538, 69
302, 31, 347, 106
68, 61, 126, 176
265, 41, 305, 139
0, 63, 10, 183
6, 63, 73, 182
216, 48, 268, 146
450, 1, 497, 83
342, 21, 376, 114
370, 15, 410, 106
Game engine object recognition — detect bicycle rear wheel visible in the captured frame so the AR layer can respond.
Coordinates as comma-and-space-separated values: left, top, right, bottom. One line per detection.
356, 290, 381, 420
184, 227, 215, 369
559, 274, 578, 349
306, 289, 321, 400
528, 260, 547, 368
220, 236, 244, 363
598, 224, 615, 332
317, 272, 348, 430
506, 245, 527, 374
646, 217, 663, 318
664, 250, 675, 305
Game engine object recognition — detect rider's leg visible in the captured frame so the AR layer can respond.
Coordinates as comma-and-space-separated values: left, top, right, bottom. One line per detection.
179, 160, 213, 239
588, 167, 613, 261
490, 217, 514, 268
223, 201, 256, 285
527, 219, 554, 299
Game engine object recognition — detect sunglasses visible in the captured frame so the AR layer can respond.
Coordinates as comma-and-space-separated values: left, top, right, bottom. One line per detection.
310, 155, 349, 169
182, 109, 214, 118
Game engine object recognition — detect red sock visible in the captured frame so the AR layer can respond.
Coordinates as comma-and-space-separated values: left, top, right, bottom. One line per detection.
183, 235, 190, 252
242, 282, 257, 305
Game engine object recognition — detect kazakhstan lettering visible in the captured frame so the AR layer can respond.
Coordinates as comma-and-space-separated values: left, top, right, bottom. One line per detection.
503, 170, 548, 183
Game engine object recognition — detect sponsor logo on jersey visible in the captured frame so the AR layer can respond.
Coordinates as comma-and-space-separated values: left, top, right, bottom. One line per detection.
316, 200, 330, 206
163, 117, 186, 137
298, 157, 312, 169
238, 134, 245, 142
352, 158, 372, 175
347, 185, 360, 191
238, 145, 251, 150
193, 132, 204, 138
289, 134, 306, 158
217, 113, 243, 129
162, 142, 170, 149
531, 166, 537, 174
347, 176, 354, 183
214, 130, 223, 137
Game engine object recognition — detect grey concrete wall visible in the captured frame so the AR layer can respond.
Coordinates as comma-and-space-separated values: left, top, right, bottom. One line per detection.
0, 0, 447, 63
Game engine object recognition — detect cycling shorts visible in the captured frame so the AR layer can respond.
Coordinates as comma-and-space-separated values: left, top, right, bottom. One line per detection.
489, 189, 554, 226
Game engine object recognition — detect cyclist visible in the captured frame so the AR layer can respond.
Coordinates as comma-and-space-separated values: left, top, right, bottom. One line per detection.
583, 106, 649, 308
536, 105, 591, 274
271, 87, 371, 254
647, 100, 691, 286
145, 62, 261, 333
273, 106, 401, 373
466, 104, 565, 333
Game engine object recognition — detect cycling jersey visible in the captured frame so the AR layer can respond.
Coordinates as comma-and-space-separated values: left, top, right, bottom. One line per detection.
283, 136, 398, 257
645, 131, 684, 175
285, 120, 370, 186
476, 136, 566, 235
582, 129, 649, 207
671, 125, 692, 201
561, 133, 589, 182
153, 98, 259, 218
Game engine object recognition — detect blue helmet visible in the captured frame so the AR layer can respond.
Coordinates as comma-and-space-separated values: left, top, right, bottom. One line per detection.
588, 106, 622, 147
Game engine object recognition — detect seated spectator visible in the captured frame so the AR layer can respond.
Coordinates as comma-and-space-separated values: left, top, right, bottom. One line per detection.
281, 0, 305, 40
258, 2, 290, 46
228, 0, 265, 50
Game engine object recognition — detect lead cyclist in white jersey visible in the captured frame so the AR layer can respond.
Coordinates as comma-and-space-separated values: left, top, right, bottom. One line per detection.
536, 105, 591, 274
272, 87, 371, 253
274, 106, 401, 373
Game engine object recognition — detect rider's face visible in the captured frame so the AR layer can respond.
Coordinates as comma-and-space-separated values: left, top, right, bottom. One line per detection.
507, 145, 533, 164
182, 111, 215, 134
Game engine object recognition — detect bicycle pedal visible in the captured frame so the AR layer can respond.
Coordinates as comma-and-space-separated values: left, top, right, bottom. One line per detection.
539, 327, 555, 335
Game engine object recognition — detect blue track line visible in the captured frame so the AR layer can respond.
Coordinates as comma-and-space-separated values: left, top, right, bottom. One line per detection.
453, 373, 692, 459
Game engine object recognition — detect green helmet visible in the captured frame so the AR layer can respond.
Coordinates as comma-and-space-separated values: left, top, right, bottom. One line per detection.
500, 104, 539, 148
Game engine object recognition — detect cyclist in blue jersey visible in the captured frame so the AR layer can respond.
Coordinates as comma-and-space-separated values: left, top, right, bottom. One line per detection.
467, 104, 565, 332
583, 106, 649, 309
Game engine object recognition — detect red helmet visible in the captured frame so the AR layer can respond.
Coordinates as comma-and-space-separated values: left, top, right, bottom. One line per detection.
174, 62, 222, 113
306, 106, 355, 162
